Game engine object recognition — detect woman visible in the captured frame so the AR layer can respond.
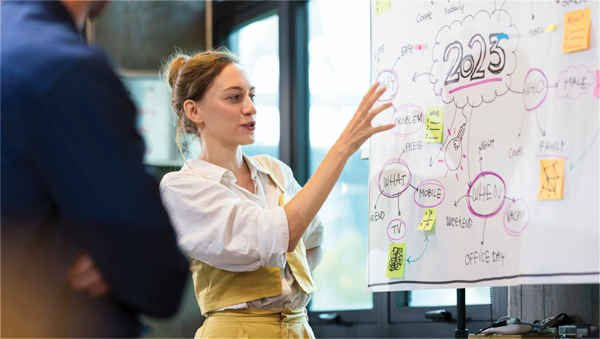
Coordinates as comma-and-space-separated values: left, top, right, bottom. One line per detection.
160, 48, 393, 338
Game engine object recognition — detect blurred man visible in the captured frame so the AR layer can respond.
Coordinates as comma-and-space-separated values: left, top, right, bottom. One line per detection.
1, 0, 190, 337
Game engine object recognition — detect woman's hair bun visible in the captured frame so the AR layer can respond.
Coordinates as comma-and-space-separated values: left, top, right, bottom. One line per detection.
165, 55, 189, 89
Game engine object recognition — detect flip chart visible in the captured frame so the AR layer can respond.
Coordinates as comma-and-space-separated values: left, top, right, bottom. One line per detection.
368, 0, 599, 291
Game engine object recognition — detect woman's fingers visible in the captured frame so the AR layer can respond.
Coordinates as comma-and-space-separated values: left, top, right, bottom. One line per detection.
373, 123, 396, 134
360, 82, 381, 108
358, 83, 385, 113
369, 102, 393, 117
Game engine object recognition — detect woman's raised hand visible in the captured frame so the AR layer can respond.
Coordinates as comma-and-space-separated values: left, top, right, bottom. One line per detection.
284, 82, 395, 252
333, 82, 395, 156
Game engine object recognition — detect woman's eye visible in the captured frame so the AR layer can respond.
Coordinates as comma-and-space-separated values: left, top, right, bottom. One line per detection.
230, 95, 239, 100
250, 94, 256, 102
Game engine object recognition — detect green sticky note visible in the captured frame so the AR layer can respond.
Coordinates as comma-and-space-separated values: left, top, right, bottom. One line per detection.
376, 0, 391, 17
425, 107, 444, 143
385, 243, 406, 278
417, 208, 436, 231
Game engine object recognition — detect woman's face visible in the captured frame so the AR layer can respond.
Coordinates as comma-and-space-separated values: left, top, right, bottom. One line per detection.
197, 63, 257, 147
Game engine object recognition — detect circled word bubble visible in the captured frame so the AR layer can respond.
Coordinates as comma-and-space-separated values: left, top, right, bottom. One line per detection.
390, 104, 424, 137
378, 158, 411, 198
430, 9, 519, 108
413, 179, 445, 208
376, 69, 399, 102
523, 68, 548, 111
387, 219, 407, 243
466, 171, 506, 218
557, 64, 594, 100
503, 199, 530, 236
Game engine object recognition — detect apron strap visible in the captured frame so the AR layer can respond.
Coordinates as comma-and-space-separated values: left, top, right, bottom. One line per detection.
251, 155, 317, 294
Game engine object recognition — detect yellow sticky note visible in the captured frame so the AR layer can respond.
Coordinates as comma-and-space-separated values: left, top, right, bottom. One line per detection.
385, 243, 406, 278
425, 107, 444, 143
538, 159, 564, 200
376, 0, 391, 17
562, 8, 591, 53
417, 208, 436, 231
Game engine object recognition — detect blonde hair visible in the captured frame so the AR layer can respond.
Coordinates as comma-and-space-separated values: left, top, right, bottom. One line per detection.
162, 48, 239, 159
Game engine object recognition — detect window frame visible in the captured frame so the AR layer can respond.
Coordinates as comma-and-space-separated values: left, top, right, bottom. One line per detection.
214, 0, 310, 185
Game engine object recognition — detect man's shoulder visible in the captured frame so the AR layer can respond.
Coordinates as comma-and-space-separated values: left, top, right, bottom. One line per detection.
2, 25, 112, 96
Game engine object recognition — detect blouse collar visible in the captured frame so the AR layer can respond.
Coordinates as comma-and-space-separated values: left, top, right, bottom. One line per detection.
181, 154, 272, 182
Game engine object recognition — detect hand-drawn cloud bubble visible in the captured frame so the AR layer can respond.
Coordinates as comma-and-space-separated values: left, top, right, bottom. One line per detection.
556, 65, 594, 100
429, 10, 519, 108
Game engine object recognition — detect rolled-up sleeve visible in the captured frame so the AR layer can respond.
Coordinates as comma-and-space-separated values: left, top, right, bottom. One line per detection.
161, 174, 289, 272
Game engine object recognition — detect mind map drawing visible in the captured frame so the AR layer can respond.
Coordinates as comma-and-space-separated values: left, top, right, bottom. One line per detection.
367, 0, 599, 291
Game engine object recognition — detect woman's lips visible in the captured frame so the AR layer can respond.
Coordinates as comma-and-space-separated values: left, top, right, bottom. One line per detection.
242, 121, 256, 131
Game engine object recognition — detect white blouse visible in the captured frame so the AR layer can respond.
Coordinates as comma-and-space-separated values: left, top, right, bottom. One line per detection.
160, 154, 325, 311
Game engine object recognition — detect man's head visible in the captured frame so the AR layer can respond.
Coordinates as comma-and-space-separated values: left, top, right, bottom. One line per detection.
60, 0, 111, 30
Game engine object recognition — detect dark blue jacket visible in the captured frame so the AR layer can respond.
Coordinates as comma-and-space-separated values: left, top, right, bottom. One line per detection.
1, 1, 190, 337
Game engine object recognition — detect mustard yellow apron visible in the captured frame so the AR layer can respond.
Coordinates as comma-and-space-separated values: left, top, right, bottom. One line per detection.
194, 155, 317, 338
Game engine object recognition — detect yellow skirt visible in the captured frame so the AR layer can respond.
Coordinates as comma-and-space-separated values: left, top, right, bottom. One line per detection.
196, 307, 316, 339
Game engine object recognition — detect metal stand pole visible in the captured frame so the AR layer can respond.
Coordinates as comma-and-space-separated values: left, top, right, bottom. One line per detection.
455, 288, 469, 339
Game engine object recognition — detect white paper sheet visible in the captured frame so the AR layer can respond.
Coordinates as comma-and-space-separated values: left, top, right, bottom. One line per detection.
367, 0, 599, 291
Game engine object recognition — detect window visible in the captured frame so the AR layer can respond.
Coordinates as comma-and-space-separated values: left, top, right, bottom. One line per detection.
228, 14, 280, 159
409, 287, 491, 306
307, 0, 372, 312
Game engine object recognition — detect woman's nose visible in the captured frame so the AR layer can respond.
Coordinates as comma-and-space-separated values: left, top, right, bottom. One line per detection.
244, 97, 257, 115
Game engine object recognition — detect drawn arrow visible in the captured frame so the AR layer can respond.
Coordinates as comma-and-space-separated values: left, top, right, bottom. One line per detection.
466, 106, 474, 187
407, 236, 430, 264
570, 128, 599, 170
546, 82, 558, 88
412, 71, 436, 84
535, 109, 546, 136
481, 218, 487, 245
374, 191, 384, 209
398, 149, 406, 161
479, 157, 485, 177
392, 57, 401, 71
504, 196, 516, 202
518, 111, 526, 137
454, 194, 473, 207
429, 149, 443, 167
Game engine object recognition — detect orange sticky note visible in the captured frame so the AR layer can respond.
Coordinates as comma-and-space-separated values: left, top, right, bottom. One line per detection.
562, 8, 591, 53
538, 159, 564, 200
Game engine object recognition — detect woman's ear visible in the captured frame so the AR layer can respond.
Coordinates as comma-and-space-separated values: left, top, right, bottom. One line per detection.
184, 99, 204, 124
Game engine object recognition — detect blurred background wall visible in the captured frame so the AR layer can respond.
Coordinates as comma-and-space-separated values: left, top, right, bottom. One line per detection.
94, 1, 207, 71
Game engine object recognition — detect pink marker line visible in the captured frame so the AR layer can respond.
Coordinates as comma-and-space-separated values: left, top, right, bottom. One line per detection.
445, 170, 449, 178
535, 154, 568, 159
448, 128, 451, 136
448, 78, 503, 94
463, 154, 466, 158
460, 165, 463, 170
438, 159, 444, 163
456, 173, 459, 181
